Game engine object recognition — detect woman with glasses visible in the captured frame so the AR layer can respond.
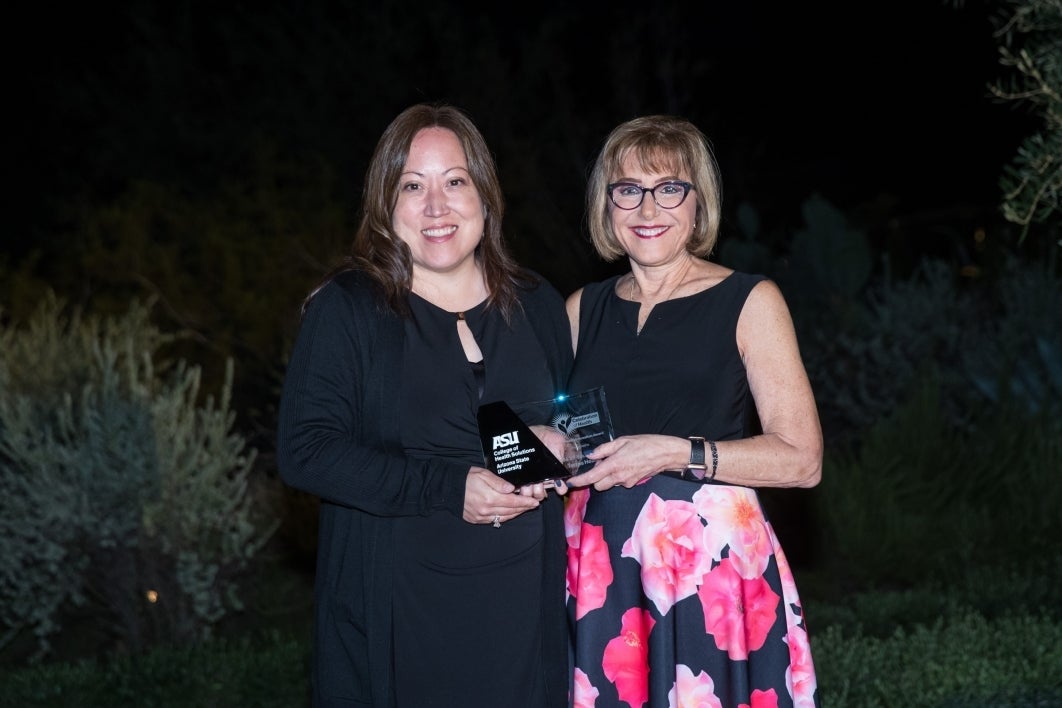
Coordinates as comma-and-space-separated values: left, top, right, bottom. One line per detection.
563, 115, 823, 707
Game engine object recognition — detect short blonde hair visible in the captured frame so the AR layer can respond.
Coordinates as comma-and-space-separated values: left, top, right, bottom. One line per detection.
586, 115, 722, 261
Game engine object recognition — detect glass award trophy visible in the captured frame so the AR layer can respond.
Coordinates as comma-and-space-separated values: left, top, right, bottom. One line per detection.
477, 386, 615, 487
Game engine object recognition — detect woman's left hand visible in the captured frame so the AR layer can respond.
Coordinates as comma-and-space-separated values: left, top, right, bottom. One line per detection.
564, 434, 686, 491
515, 481, 549, 499
464, 467, 541, 524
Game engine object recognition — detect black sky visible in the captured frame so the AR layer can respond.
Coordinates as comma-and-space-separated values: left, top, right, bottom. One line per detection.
700, 2, 1031, 208
5, 1, 1038, 259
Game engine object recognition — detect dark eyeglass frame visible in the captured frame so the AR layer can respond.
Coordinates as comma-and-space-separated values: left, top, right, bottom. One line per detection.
606, 180, 695, 210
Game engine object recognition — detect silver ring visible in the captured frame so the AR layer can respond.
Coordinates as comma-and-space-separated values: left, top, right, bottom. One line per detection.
491, 515, 501, 528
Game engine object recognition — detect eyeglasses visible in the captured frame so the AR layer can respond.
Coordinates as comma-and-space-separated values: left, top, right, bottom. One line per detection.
607, 181, 695, 210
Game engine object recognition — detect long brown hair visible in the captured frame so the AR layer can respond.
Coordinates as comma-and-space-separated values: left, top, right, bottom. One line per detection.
307, 103, 534, 319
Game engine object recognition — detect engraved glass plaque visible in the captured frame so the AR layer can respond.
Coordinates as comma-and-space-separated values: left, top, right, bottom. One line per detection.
545, 387, 615, 475
477, 386, 615, 486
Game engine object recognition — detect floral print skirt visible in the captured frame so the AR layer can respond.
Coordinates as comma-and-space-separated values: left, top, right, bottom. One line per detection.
565, 475, 818, 708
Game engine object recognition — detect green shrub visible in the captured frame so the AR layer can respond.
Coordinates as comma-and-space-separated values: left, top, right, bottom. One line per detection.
814, 372, 1061, 590
803, 254, 1061, 440
813, 610, 1062, 707
962, 257, 1062, 416
0, 294, 279, 662
3, 600, 1058, 708
805, 251, 1061, 592
28, 162, 351, 422
804, 551, 1062, 640
803, 258, 979, 437
0, 631, 309, 707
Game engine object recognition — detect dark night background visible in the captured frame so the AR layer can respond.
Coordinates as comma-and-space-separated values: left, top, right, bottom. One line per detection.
5, 0, 1043, 557
3, 0, 1044, 473
3, 2, 1061, 693
7, 0, 1035, 275
5, 0, 1044, 483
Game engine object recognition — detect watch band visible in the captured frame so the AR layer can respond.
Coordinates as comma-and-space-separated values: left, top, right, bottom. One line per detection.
686, 436, 707, 480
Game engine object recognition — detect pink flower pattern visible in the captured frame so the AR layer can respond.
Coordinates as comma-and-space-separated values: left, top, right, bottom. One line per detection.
786, 624, 818, 708
602, 608, 655, 708
692, 485, 773, 578
667, 664, 722, 708
572, 667, 600, 708
565, 489, 590, 602
697, 556, 780, 660
568, 476, 817, 707
572, 522, 614, 619
621, 494, 714, 615
739, 688, 780, 708
566, 488, 590, 545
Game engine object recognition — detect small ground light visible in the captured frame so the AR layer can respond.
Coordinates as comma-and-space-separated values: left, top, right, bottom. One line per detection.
145, 590, 159, 603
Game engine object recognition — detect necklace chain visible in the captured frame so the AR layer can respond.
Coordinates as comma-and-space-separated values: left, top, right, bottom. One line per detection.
630, 259, 695, 334
629, 260, 693, 304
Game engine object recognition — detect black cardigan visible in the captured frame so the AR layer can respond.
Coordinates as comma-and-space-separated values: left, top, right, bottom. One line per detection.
277, 269, 574, 707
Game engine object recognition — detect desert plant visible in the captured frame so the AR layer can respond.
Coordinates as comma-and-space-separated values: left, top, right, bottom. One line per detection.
0, 294, 279, 661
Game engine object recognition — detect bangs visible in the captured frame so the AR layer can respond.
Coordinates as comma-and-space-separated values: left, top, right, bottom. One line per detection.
616, 143, 689, 179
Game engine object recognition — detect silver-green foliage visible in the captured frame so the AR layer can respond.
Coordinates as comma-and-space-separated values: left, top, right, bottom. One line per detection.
806, 255, 1061, 436
962, 257, 1062, 414
805, 258, 980, 434
990, 0, 1061, 240
0, 294, 277, 660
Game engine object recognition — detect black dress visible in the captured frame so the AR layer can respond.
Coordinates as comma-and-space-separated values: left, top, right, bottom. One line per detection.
565, 273, 819, 708
392, 293, 558, 708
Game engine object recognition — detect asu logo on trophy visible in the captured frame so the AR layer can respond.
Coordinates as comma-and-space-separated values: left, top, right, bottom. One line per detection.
477, 401, 569, 487
492, 431, 519, 449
